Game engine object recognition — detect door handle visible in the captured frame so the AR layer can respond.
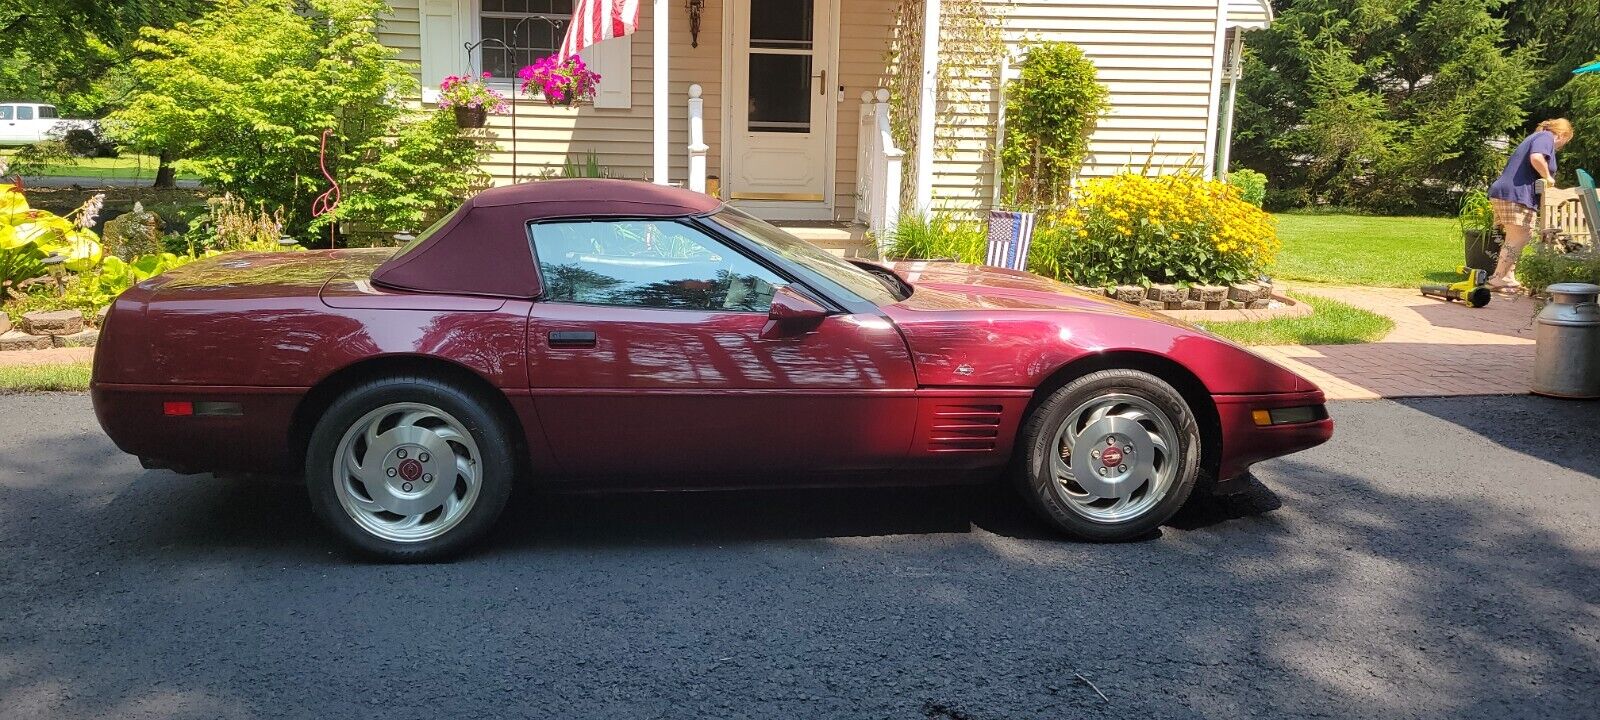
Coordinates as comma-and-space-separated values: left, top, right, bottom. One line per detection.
814, 68, 826, 96
547, 330, 597, 348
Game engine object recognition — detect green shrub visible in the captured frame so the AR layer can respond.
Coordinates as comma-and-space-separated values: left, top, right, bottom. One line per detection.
108, 0, 484, 240
886, 213, 986, 263
1049, 172, 1278, 286
1458, 190, 1494, 235
1001, 42, 1109, 207
550, 151, 612, 179
1518, 247, 1600, 292
337, 110, 488, 235
1228, 168, 1267, 207
7, 140, 75, 176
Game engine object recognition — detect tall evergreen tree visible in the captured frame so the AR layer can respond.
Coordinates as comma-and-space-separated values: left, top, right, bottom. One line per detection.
1234, 0, 1536, 212
1499, 0, 1600, 179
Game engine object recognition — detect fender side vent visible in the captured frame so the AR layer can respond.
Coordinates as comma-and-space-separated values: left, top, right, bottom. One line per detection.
927, 404, 1003, 452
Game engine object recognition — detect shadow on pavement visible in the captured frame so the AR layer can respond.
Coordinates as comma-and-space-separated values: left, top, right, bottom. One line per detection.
1393, 394, 1600, 477
1, 396, 1597, 718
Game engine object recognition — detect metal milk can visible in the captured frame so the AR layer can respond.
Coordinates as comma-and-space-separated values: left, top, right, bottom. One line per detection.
1533, 283, 1600, 398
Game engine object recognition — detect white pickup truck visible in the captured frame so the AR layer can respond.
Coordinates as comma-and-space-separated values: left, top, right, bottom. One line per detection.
0, 103, 97, 145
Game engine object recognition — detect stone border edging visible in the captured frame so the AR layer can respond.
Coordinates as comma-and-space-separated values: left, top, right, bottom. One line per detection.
1158, 293, 1310, 322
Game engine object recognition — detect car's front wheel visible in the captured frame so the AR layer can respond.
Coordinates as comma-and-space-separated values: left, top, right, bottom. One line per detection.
1016, 369, 1201, 541
305, 377, 514, 562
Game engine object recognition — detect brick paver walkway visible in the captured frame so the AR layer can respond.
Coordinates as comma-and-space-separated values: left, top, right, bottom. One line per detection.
0, 346, 94, 368
1251, 285, 1538, 400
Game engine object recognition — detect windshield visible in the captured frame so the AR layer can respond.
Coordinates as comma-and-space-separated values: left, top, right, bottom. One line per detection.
705, 208, 906, 305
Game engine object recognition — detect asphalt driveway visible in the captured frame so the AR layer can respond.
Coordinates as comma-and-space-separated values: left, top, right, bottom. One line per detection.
0, 393, 1595, 719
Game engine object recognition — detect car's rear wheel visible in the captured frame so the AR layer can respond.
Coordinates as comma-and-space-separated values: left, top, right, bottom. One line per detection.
1015, 369, 1201, 541
305, 377, 514, 562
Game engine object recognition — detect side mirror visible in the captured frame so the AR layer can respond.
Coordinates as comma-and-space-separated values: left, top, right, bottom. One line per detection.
761, 285, 828, 338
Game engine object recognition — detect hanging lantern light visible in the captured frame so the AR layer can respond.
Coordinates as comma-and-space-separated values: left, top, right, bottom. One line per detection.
687, 0, 704, 48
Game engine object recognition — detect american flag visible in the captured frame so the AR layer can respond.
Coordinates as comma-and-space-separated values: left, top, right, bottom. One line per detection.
558, 0, 641, 60
985, 210, 1037, 271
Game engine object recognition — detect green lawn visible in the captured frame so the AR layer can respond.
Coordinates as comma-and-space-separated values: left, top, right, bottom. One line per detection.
1271, 213, 1462, 287
0, 149, 193, 181
1196, 292, 1395, 346
0, 363, 92, 392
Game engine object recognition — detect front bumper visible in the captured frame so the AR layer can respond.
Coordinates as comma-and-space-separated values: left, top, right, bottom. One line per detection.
1213, 390, 1334, 481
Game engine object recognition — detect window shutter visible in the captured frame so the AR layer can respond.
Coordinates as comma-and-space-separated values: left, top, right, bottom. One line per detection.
584, 36, 633, 109
419, 0, 469, 103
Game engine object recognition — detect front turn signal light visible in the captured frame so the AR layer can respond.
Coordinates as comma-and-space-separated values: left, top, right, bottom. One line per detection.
1252, 406, 1324, 426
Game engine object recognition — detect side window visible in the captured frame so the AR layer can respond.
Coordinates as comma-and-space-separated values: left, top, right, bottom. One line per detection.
0, 106, 12, 120
16, 106, 32, 120
38, 106, 56, 119
532, 220, 786, 311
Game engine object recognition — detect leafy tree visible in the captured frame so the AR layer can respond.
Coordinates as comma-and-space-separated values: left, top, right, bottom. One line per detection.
1234, 0, 1536, 212
1499, 0, 1600, 179
107, 0, 483, 240
0, 0, 211, 115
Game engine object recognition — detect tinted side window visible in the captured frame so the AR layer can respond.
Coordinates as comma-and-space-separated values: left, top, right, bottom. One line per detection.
532, 220, 785, 311
38, 106, 56, 118
0, 106, 12, 120
16, 106, 32, 120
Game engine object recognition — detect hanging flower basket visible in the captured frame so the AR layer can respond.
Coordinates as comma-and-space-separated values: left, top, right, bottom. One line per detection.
518, 55, 602, 107
453, 105, 488, 128
437, 72, 508, 128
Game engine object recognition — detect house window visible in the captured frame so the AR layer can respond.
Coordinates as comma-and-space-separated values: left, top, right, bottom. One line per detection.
480, 0, 574, 79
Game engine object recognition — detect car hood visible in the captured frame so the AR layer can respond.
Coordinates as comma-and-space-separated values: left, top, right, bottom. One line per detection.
882, 261, 1167, 320
872, 261, 1308, 394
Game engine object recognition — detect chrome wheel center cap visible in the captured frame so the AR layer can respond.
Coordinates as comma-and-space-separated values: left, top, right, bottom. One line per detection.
1070, 417, 1148, 498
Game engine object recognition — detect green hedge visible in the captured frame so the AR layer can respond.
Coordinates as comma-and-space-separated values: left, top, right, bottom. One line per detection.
1518, 247, 1600, 292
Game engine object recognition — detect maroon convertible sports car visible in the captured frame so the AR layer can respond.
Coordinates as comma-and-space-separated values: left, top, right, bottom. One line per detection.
92, 180, 1332, 560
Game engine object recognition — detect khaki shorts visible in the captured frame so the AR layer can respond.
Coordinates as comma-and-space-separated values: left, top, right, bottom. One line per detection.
1491, 198, 1537, 230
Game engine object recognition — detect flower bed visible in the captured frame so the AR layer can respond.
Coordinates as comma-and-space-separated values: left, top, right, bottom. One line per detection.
887, 171, 1281, 295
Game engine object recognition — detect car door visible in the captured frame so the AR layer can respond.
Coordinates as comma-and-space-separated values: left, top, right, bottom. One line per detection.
525, 217, 919, 484
13, 105, 38, 142
0, 105, 19, 144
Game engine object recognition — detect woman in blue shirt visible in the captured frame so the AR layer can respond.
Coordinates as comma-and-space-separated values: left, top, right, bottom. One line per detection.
1487, 118, 1574, 291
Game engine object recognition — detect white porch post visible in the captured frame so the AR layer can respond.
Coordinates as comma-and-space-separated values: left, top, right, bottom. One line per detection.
687, 84, 707, 193
1201, 1, 1229, 180
653, 0, 670, 185
912, 0, 941, 214
1216, 32, 1243, 178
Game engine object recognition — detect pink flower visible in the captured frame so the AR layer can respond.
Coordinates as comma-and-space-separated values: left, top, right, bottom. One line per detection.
516, 54, 602, 105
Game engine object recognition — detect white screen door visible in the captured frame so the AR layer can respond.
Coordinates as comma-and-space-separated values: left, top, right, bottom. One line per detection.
728, 0, 833, 202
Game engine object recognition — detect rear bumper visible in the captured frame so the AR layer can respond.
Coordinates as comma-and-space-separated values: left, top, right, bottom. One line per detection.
91, 382, 303, 474
1213, 390, 1334, 481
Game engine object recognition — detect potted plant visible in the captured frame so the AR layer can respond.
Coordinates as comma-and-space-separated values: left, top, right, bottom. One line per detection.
438, 72, 509, 128
1459, 190, 1502, 273
518, 55, 601, 107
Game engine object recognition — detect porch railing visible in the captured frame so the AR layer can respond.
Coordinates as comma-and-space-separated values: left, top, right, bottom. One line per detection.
687, 83, 708, 194
856, 89, 903, 252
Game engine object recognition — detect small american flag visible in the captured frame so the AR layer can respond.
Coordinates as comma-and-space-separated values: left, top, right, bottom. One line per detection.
985, 210, 1036, 271
558, 0, 641, 60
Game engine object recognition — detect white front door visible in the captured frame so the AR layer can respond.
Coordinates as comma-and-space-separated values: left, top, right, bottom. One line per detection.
727, 0, 834, 204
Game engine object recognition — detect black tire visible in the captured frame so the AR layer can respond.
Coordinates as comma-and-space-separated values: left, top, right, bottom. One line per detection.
1014, 369, 1201, 541
304, 375, 515, 562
